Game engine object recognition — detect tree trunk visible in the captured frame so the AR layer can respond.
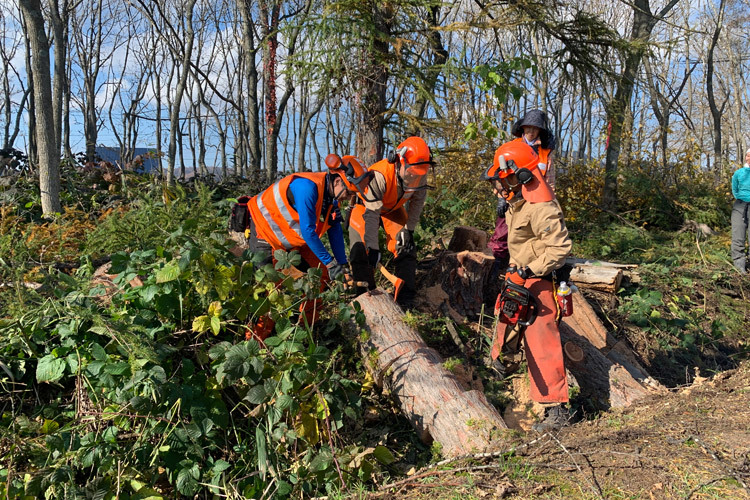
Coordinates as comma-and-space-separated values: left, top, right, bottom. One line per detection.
19, 0, 61, 215
49, 0, 68, 157
559, 317, 664, 408
239, 0, 262, 179
166, 0, 197, 184
260, 0, 280, 183
602, 0, 680, 211
355, 4, 390, 165
706, 0, 726, 174
353, 290, 507, 457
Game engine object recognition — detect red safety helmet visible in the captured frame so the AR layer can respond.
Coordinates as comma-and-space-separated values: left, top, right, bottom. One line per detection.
481, 141, 554, 203
325, 153, 370, 194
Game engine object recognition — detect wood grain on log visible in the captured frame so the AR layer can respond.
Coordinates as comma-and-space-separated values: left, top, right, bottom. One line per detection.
562, 293, 665, 395
352, 290, 507, 457
559, 322, 661, 408
568, 264, 623, 293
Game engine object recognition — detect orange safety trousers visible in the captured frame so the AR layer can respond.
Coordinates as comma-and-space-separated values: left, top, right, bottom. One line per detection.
491, 277, 568, 403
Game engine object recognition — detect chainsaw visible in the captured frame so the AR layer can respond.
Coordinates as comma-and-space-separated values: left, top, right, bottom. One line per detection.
494, 280, 538, 326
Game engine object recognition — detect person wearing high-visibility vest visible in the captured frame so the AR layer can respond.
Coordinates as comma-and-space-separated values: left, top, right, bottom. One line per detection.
246, 159, 369, 281
481, 140, 573, 432
346, 137, 435, 309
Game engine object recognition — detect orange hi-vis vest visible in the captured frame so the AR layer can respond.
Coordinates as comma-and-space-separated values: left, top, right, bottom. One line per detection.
511, 137, 551, 176
248, 172, 333, 250
366, 159, 412, 213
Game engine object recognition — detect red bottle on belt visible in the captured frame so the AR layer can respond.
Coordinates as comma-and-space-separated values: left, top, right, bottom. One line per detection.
556, 281, 574, 317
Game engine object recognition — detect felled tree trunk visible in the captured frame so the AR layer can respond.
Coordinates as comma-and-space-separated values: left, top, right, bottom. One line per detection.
352, 290, 507, 457
563, 293, 664, 394
559, 322, 662, 408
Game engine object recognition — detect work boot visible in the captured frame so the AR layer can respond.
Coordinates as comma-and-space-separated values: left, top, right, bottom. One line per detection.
531, 404, 571, 432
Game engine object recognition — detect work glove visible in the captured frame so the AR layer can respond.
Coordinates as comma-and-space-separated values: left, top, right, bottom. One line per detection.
506, 266, 533, 286
367, 248, 380, 268
326, 261, 347, 281
496, 198, 509, 218
395, 228, 416, 257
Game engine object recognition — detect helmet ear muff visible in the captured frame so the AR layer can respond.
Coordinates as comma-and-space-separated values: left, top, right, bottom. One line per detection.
387, 151, 399, 164
516, 168, 534, 185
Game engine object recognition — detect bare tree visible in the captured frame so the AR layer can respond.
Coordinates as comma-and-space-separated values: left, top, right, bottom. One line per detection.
601, 0, 681, 210
19, 0, 60, 215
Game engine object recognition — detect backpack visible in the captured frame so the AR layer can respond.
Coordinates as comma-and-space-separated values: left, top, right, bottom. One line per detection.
229, 196, 251, 232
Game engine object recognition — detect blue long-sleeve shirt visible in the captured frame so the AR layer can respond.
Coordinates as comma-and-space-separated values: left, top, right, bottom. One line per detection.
732, 165, 750, 203
288, 177, 347, 266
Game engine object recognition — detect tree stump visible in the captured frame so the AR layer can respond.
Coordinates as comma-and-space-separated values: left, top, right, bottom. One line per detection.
352, 290, 508, 457
422, 250, 498, 319
447, 226, 489, 252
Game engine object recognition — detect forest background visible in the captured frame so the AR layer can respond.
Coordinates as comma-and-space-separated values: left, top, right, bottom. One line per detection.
1, 0, 750, 498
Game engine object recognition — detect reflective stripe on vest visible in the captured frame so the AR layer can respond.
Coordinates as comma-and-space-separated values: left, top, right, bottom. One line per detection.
254, 181, 296, 249
250, 172, 331, 250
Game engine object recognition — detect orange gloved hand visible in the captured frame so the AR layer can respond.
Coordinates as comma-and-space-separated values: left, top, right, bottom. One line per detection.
508, 271, 526, 286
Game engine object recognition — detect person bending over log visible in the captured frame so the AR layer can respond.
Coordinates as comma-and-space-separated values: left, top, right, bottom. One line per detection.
481, 140, 573, 432
230, 162, 367, 325
343, 137, 436, 310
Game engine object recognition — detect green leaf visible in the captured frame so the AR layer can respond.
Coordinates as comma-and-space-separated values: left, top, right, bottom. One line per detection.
275, 394, 293, 410
309, 448, 333, 472
210, 316, 221, 336
104, 362, 131, 376
103, 426, 118, 444
176, 463, 200, 496
373, 445, 395, 465
244, 385, 267, 405
212, 459, 231, 475
156, 262, 180, 283
36, 355, 66, 383
91, 343, 108, 361
192, 315, 210, 333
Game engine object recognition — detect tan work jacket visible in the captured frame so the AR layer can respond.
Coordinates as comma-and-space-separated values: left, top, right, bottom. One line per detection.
505, 197, 572, 277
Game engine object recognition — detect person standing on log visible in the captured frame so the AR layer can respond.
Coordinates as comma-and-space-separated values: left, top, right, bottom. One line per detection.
488, 110, 557, 278
347, 136, 436, 309
481, 140, 573, 432
731, 148, 750, 273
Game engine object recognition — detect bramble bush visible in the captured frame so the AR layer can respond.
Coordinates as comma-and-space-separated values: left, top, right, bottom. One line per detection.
0, 180, 395, 499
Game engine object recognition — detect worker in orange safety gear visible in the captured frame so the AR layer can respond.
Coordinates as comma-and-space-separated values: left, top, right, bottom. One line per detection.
488, 110, 557, 271
347, 136, 435, 309
481, 140, 573, 432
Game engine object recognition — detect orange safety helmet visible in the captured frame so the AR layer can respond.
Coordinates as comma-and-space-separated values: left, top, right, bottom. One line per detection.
325, 153, 370, 194
392, 136, 435, 176
481, 141, 555, 203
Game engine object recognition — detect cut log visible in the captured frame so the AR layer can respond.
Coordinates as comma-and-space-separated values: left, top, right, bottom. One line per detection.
447, 226, 489, 253
568, 264, 623, 293
562, 293, 663, 392
352, 290, 507, 457
559, 322, 663, 408
566, 257, 641, 287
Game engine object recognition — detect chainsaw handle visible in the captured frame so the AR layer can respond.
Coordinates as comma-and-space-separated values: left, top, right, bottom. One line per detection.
518, 296, 538, 326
